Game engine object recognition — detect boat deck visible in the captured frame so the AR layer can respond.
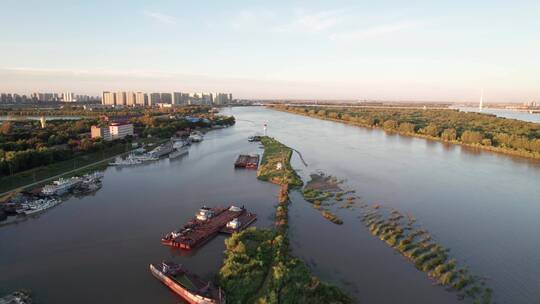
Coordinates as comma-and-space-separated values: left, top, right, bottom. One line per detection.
220, 212, 257, 234
234, 154, 260, 169
162, 206, 257, 250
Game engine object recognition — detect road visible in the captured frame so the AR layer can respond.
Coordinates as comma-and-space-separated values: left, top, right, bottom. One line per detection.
0, 153, 124, 197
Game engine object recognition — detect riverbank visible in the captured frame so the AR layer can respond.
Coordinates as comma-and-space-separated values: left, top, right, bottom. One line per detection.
269, 105, 540, 161
218, 136, 352, 303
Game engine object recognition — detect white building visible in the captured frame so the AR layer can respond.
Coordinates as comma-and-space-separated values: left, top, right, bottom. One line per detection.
62, 92, 75, 102
91, 125, 112, 141
102, 91, 116, 105
135, 92, 148, 106
115, 92, 127, 106
109, 122, 134, 140
126, 92, 136, 106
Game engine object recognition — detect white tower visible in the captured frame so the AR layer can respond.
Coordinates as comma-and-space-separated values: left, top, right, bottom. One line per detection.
40, 116, 46, 129
263, 123, 267, 136
479, 89, 484, 111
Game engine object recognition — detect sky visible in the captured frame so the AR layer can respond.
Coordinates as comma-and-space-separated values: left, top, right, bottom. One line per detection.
1, 0, 539, 102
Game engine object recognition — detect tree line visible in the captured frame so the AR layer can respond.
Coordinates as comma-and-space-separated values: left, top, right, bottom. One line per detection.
272, 105, 540, 158
0, 107, 235, 177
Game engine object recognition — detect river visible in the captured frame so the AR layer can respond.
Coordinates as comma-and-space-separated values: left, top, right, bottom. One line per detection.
452, 106, 540, 123
1, 106, 539, 303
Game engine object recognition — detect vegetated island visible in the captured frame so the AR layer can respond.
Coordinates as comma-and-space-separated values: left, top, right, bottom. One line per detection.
217, 136, 352, 303
269, 105, 540, 160
360, 204, 493, 304
302, 173, 353, 225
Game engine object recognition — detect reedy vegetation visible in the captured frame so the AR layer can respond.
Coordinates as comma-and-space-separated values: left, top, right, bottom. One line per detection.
361, 206, 492, 303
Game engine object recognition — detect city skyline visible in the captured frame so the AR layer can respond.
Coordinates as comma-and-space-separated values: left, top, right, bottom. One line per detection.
1, 1, 539, 102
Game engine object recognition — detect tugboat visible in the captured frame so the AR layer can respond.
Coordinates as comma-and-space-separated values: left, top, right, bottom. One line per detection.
150, 261, 225, 304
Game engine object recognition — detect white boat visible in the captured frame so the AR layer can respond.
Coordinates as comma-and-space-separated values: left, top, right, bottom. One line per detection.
42, 177, 82, 196
133, 154, 158, 162
109, 157, 143, 166
82, 171, 104, 182
24, 199, 61, 215
169, 146, 189, 159
188, 131, 204, 143
16, 198, 61, 215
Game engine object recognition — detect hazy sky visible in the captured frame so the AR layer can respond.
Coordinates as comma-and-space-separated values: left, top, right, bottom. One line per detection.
1, 0, 539, 102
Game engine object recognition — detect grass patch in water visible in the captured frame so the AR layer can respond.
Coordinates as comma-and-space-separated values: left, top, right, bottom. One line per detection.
321, 210, 344, 225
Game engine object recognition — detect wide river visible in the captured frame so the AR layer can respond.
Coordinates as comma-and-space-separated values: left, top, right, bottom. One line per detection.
1, 107, 539, 303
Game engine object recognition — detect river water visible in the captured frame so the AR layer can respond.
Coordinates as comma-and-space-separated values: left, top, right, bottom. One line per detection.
452, 107, 540, 123
1, 106, 539, 303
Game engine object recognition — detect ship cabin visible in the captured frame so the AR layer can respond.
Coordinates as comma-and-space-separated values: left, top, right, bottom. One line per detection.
196, 207, 215, 221
226, 218, 241, 230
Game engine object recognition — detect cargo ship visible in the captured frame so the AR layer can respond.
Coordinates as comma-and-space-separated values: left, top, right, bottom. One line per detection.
234, 154, 260, 169
150, 261, 225, 304
162, 206, 257, 250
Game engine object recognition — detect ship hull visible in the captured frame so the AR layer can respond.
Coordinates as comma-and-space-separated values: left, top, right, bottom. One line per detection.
149, 264, 222, 304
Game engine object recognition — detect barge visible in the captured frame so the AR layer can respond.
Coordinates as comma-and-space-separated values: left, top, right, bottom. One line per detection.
150, 261, 225, 304
162, 206, 257, 250
234, 154, 260, 169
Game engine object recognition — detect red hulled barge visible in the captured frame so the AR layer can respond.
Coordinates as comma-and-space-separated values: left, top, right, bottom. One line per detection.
150, 261, 225, 304
234, 154, 260, 169
161, 205, 257, 250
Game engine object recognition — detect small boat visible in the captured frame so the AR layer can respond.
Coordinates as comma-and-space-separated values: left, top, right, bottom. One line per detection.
150, 261, 225, 304
248, 136, 261, 142
189, 132, 204, 143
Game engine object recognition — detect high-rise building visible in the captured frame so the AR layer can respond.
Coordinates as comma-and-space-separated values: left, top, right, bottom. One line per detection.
160, 93, 172, 104
126, 92, 136, 106
135, 92, 148, 106
214, 93, 232, 105
62, 92, 75, 102
172, 92, 189, 105
102, 91, 116, 105
148, 93, 161, 105
115, 92, 127, 105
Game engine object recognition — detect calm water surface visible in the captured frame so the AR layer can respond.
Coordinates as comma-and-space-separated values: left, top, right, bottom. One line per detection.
1, 106, 539, 304
453, 106, 540, 123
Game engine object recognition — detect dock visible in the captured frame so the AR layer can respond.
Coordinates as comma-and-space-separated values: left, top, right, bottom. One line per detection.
162, 205, 257, 250
234, 154, 260, 169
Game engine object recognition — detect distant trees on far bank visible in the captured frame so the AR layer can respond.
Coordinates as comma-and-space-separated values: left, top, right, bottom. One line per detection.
272, 105, 540, 158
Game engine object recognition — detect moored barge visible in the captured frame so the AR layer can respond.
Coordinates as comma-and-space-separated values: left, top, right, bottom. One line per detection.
162, 206, 257, 250
234, 154, 260, 169
150, 261, 225, 304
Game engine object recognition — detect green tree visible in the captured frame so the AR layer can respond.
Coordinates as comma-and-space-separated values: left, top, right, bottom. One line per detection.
441, 128, 457, 141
